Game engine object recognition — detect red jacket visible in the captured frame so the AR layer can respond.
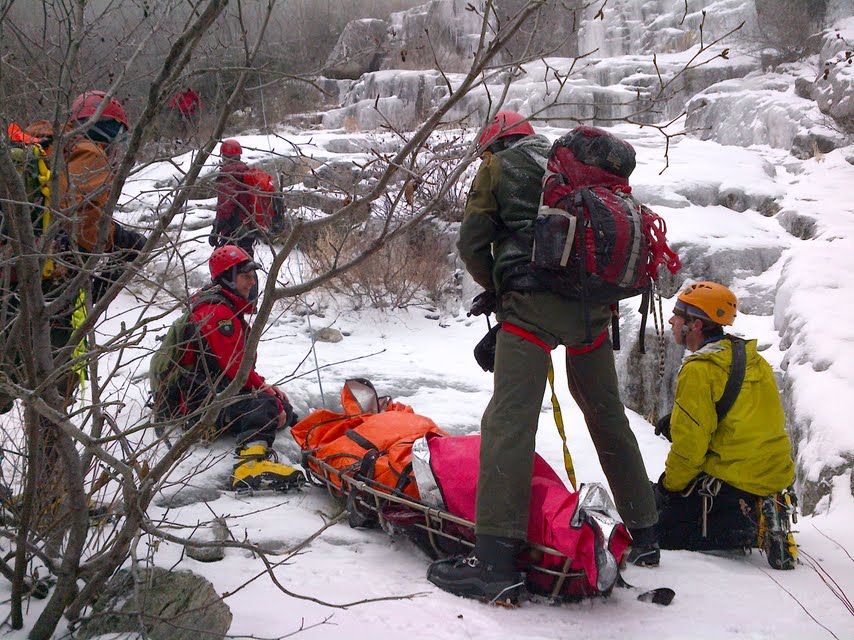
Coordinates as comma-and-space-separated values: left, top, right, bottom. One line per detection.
215, 159, 253, 227
190, 287, 277, 403
170, 89, 202, 117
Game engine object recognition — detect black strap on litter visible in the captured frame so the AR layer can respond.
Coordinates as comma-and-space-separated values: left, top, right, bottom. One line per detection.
715, 336, 746, 421
358, 449, 380, 481
344, 428, 378, 452
394, 461, 414, 492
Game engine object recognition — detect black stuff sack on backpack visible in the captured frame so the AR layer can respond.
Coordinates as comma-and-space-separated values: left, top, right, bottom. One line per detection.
533, 126, 681, 305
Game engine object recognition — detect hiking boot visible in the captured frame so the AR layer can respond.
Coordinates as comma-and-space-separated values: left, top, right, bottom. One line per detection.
627, 525, 661, 567
760, 494, 797, 570
426, 535, 526, 605
231, 443, 305, 492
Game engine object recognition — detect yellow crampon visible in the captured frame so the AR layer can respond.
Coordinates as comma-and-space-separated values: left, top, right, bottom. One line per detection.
757, 491, 797, 570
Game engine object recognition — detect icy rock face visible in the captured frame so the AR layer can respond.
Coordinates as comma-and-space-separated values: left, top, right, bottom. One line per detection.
324, 19, 389, 80
577, 0, 756, 58
614, 312, 685, 424
322, 69, 451, 130
379, 0, 498, 72
812, 18, 854, 122
776, 244, 854, 513
324, 1, 766, 131
658, 243, 785, 295
685, 71, 849, 156
494, 0, 583, 59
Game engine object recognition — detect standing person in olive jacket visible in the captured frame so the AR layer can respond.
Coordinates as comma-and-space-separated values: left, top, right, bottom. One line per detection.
427, 112, 659, 604
210, 139, 257, 256
654, 281, 797, 569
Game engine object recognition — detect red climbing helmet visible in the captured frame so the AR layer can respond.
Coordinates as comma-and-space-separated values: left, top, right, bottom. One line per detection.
70, 91, 129, 127
478, 111, 534, 149
209, 245, 257, 280
220, 138, 242, 157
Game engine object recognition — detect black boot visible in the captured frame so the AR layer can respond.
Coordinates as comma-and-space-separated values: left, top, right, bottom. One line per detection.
627, 525, 661, 567
427, 535, 526, 604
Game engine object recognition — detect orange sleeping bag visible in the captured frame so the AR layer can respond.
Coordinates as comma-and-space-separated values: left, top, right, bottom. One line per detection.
291, 379, 447, 499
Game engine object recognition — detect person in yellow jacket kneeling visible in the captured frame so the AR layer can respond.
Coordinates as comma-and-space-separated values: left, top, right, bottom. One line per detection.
654, 281, 797, 570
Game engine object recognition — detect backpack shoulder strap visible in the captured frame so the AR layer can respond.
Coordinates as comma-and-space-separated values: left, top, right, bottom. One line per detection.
189, 287, 234, 314
184, 288, 237, 346
715, 336, 746, 421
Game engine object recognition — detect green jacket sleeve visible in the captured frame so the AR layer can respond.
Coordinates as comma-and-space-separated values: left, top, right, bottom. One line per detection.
663, 359, 721, 491
457, 157, 499, 291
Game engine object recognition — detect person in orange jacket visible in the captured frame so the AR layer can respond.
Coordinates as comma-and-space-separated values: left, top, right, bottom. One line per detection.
30, 92, 147, 300
1, 92, 146, 413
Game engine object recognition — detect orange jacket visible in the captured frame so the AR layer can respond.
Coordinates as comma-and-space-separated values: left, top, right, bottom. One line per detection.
21, 120, 117, 252
59, 136, 116, 251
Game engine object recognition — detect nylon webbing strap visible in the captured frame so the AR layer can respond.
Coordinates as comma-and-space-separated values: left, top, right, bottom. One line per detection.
547, 361, 577, 491
503, 322, 577, 490
716, 336, 746, 421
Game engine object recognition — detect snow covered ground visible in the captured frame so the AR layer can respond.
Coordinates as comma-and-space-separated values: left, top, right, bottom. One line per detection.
27, 121, 849, 638
91, 294, 854, 640
4, 70, 854, 638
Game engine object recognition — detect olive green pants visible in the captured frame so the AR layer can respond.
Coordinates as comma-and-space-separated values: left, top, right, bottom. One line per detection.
475, 290, 657, 539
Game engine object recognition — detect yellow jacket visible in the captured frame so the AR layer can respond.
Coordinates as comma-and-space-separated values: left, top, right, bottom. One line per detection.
663, 337, 795, 496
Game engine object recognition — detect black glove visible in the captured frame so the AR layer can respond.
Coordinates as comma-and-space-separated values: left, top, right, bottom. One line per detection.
473, 323, 500, 373
208, 232, 218, 247
655, 412, 672, 442
653, 473, 677, 508
281, 399, 298, 428
468, 290, 497, 317
113, 223, 147, 252
112, 223, 147, 265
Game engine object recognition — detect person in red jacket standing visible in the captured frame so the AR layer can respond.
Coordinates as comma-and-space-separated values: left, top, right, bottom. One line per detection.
210, 138, 258, 256
184, 245, 302, 490
169, 87, 202, 137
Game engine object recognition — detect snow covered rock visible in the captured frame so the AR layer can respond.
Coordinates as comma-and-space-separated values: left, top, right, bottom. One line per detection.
685, 74, 804, 147
812, 18, 854, 123
324, 19, 388, 80
379, 0, 499, 72
77, 567, 232, 640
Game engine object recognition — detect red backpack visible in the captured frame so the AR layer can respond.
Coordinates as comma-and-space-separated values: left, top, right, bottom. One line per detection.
535, 126, 681, 305
242, 168, 276, 229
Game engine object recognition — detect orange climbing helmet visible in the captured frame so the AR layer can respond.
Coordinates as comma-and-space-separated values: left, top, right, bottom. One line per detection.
674, 281, 737, 326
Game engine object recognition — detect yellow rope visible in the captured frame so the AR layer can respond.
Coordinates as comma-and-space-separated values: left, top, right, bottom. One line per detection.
547, 360, 576, 490
71, 289, 88, 388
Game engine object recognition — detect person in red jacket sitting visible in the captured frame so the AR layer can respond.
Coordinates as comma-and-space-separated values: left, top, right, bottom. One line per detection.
183, 245, 302, 490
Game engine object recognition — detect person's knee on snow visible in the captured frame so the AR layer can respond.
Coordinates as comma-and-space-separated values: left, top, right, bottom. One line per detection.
654, 282, 796, 569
